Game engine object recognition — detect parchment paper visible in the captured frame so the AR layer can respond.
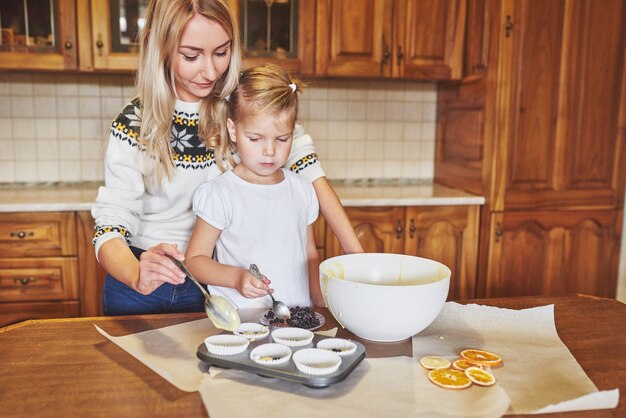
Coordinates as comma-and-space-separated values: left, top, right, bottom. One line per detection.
199, 356, 510, 418
94, 303, 337, 392
411, 302, 619, 415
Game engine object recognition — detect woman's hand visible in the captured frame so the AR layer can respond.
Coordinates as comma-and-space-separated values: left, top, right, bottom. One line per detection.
235, 269, 272, 298
136, 243, 187, 295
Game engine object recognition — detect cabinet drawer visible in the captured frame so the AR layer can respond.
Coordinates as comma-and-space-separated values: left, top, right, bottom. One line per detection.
0, 258, 79, 302
0, 212, 77, 257
0, 301, 80, 328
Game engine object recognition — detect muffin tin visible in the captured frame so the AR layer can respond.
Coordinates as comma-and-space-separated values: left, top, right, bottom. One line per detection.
197, 333, 366, 388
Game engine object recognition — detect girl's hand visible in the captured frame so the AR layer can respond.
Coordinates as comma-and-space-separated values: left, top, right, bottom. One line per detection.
235, 269, 272, 298
136, 243, 187, 295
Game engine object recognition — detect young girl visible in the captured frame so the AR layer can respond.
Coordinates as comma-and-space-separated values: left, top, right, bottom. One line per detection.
91, 0, 361, 315
185, 64, 323, 309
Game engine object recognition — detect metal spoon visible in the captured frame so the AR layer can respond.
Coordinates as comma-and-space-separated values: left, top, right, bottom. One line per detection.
166, 255, 241, 331
249, 264, 291, 320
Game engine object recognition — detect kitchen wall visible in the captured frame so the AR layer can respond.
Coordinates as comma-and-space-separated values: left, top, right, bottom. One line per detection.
0, 72, 437, 183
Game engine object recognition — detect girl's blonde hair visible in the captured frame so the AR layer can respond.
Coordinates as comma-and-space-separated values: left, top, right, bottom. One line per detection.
136, 0, 241, 184
227, 64, 306, 130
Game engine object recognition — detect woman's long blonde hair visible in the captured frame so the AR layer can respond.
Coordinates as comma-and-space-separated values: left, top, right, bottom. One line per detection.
135, 0, 241, 185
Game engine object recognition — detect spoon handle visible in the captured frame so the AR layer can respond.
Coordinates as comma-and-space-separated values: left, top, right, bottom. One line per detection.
166, 255, 210, 297
249, 264, 276, 303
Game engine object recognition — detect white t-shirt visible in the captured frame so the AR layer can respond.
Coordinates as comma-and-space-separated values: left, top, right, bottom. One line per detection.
192, 169, 319, 309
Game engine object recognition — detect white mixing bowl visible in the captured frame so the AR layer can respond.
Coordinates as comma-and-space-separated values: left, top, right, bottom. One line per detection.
319, 253, 450, 342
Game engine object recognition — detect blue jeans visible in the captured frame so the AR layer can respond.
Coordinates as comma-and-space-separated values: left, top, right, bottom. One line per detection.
102, 246, 205, 316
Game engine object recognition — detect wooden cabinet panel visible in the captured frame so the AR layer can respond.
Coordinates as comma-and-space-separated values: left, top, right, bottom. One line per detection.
463, 0, 491, 79
0, 301, 80, 328
394, 0, 466, 79
405, 206, 479, 300
485, 210, 620, 298
0, 212, 76, 257
0, 0, 78, 70
326, 206, 405, 257
495, 0, 626, 210
312, 216, 326, 261
76, 212, 106, 317
0, 212, 81, 326
0, 257, 78, 302
316, 0, 393, 77
316, 0, 465, 80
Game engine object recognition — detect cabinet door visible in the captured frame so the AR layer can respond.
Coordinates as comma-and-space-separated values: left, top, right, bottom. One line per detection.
485, 210, 620, 298
316, 0, 394, 77
0, 212, 76, 257
325, 206, 405, 258
394, 0, 466, 80
232, 0, 316, 75
90, 0, 142, 71
0, 0, 78, 70
495, 0, 626, 210
404, 206, 479, 300
76, 212, 106, 317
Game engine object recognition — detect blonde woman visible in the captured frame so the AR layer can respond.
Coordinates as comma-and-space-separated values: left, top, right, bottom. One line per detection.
92, 0, 361, 315
186, 64, 324, 310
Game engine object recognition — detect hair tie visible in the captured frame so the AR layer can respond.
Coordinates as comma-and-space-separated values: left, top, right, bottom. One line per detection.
289, 83, 297, 93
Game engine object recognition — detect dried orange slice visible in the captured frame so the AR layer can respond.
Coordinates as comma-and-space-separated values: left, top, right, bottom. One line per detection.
460, 349, 502, 366
419, 355, 451, 370
465, 366, 496, 386
451, 358, 477, 371
428, 368, 472, 389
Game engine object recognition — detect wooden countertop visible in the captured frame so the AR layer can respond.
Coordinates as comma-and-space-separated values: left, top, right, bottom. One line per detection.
0, 180, 484, 212
0, 294, 623, 417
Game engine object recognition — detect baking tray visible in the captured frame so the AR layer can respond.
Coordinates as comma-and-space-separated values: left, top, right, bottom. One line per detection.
197, 334, 366, 388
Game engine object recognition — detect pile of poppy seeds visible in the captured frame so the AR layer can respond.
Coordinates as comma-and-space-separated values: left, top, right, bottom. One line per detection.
264, 306, 320, 329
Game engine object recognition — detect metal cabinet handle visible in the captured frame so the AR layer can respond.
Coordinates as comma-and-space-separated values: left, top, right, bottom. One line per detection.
408, 219, 416, 239
10, 230, 34, 239
396, 45, 404, 65
14, 277, 37, 286
494, 222, 503, 242
96, 39, 104, 49
395, 220, 403, 239
381, 35, 391, 73
505, 16, 514, 37
64, 41, 73, 50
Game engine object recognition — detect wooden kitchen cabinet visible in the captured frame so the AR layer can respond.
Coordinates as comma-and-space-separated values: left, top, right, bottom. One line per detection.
315, 0, 466, 80
0, 212, 80, 327
0, 0, 78, 70
485, 210, 622, 298
88, 0, 315, 74
76, 211, 106, 317
325, 205, 480, 300
435, 0, 626, 297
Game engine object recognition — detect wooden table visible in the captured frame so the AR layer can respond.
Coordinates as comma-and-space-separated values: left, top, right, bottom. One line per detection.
0, 294, 624, 417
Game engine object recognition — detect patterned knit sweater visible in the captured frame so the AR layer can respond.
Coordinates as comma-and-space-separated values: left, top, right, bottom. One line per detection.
91, 99, 323, 258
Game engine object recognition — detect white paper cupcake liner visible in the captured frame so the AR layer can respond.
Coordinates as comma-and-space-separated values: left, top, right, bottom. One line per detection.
316, 338, 357, 356
271, 327, 314, 347
292, 348, 342, 375
250, 343, 292, 366
204, 334, 249, 356
234, 323, 270, 341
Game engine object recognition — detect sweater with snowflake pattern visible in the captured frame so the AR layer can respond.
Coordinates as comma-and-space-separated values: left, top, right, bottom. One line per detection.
91, 98, 324, 259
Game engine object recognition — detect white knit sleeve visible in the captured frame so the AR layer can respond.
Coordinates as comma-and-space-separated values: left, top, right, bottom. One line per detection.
286, 124, 326, 183
91, 115, 146, 259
